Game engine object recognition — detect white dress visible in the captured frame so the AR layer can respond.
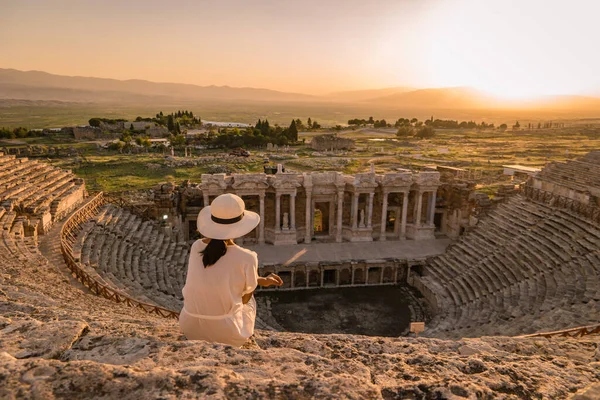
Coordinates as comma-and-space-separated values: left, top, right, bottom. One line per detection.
179, 240, 259, 347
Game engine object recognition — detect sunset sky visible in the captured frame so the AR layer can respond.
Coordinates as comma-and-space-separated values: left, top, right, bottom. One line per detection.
1, 0, 598, 98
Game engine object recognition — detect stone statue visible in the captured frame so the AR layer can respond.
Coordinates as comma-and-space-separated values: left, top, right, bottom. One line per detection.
359, 209, 366, 228
282, 212, 289, 230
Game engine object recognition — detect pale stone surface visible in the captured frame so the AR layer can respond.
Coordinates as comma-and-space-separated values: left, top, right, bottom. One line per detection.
0, 318, 88, 359
1, 152, 600, 398
247, 239, 451, 265
572, 383, 600, 400
2, 219, 599, 399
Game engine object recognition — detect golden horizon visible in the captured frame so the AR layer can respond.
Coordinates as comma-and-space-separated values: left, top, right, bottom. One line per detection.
1, 0, 598, 99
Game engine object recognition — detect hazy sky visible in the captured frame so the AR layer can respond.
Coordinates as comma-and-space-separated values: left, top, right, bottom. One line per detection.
1, 0, 598, 97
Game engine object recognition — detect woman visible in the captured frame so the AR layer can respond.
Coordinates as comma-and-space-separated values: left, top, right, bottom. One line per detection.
179, 193, 283, 347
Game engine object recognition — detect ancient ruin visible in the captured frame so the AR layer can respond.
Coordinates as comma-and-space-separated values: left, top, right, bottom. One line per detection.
1, 150, 599, 398
310, 133, 355, 151
0, 153, 86, 235
155, 169, 442, 244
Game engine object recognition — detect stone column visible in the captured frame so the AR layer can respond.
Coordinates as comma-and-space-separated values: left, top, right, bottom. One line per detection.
428, 190, 437, 226
291, 270, 295, 289
351, 192, 359, 229
306, 269, 309, 287
203, 193, 210, 208
290, 193, 296, 229
336, 190, 344, 242
400, 191, 409, 239
415, 191, 423, 227
367, 192, 374, 228
351, 267, 356, 285
275, 193, 281, 233
380, 191, 389, 241
320, 269, 324, 287
258, 193, 265, 244
304, 189, 312, 243
336, 268, 340, 286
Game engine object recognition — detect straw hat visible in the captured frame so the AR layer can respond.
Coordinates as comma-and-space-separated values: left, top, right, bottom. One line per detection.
197, 193, 260, 240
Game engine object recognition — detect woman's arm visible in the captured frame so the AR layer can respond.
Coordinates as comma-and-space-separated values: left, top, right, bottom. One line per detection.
242, 292, 253, 304
241, 273, 283, 304
258, 273, 283, 288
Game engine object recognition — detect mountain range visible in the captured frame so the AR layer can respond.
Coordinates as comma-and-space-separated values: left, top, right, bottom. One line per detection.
1, 68, 600, 111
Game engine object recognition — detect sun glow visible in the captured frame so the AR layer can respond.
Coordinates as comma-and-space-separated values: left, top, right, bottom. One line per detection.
1, 0, 599, 97
401, 0, 599, 99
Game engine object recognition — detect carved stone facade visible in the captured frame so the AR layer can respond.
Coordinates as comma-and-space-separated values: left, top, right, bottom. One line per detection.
154, 169, 442, 244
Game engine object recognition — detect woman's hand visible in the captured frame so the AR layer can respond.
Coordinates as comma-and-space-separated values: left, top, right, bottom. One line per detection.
258, 273, 284, 287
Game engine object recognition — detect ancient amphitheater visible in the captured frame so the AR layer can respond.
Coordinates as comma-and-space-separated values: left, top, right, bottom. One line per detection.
1, 150, 599, 398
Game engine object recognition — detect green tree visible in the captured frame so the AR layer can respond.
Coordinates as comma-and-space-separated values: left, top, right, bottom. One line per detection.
89, 118, 102, 127
167, 115, 175, 132
121, 132, 132, 144
136, 136, 152, 152
311, 120, 321, 129
415, 126, 435, 139
288, 119, 298, 142
396, 126, 414, 138
499, 123, 508, 131
130, 123, 135, 132
307, 117, 312, 129
13, 127, 28, 138
0, 127, 15, 139
169, 134, 186, 148
109, 140, 126, 154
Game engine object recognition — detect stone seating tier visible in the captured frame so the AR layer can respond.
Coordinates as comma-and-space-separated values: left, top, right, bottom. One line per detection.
417, 194, 600, 337
0, 155, 85, 233
76, 204, 189, 311
1, 185, 599, 398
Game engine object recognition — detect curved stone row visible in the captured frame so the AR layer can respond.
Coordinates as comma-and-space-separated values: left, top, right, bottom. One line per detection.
0, 153, 85, 233
0, 209, 44, 265
537, 159, 600, 193
414, 195, 600, 337
74, 204, 189, 311
3, 227, 598, 399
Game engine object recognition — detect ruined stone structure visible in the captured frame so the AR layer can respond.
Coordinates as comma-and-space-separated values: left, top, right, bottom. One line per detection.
154, 169, 442, 246
1, 152, 600, 398
73, 204, 188, 311
310, 133, 355, 151
413, 151, 600, 338
0, 153, 86, 235
72, 122, 168, 139
72, 125, 105, 139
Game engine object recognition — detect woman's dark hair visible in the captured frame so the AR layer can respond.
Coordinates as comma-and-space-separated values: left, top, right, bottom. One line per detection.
201, 239, 227, 267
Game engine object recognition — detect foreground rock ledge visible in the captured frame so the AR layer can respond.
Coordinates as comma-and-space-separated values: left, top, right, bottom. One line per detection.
1, 316, 599, 399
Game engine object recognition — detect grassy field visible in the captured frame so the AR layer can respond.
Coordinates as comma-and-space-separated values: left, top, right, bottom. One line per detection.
3, 99, 598, 129
2, 123, 599, 193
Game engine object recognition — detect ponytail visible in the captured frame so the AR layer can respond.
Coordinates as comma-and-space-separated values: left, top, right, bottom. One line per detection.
201, 239, 227, 267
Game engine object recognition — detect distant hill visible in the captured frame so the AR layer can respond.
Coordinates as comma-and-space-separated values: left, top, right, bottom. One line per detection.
0, 69, 316, 104
367, 86, 600, 111
325, 87, 414, 102
1, 68, 599, 112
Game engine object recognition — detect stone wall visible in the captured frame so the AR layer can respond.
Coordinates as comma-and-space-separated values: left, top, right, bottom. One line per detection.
310, 134, 355, 151
73, 126, 104, 139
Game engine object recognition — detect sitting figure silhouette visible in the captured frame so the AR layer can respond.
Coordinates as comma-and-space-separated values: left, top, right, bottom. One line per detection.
179, 193, 283, 347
